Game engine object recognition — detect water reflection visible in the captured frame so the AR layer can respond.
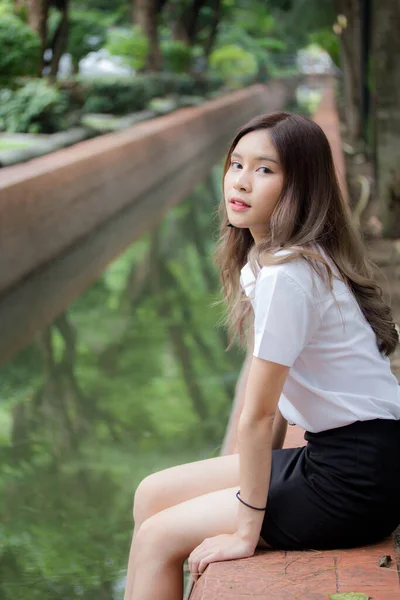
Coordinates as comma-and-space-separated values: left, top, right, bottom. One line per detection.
0, 168, 244, 599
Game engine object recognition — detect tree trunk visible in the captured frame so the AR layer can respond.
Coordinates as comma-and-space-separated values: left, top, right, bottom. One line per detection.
372, 0, 400, 237
203, 0, 222, 58
27, 0, 49, 75
133, 0, 163, 71
49, 0, 69, 81
173, 0, 207, 46
334, 0, 362, 143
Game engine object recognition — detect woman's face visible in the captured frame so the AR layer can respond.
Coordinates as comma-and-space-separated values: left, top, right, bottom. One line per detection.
224, 129, 284, 244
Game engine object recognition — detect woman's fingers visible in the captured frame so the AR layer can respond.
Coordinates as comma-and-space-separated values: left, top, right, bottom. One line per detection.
189, 540, 214, 581
190, 553, 214, 581
198, 553, 216, 576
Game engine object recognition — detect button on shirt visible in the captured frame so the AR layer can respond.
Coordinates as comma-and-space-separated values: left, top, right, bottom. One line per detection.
240, 255, 400, 433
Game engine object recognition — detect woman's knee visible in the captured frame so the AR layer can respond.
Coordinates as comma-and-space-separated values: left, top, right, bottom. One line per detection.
134, 513, 186, 564
133, 471, 166, 526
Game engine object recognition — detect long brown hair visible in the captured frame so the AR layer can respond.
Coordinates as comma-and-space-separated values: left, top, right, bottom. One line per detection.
213, 112, 398, 356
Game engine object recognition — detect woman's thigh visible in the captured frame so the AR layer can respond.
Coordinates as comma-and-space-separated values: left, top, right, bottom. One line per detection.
133, 453, 240, 524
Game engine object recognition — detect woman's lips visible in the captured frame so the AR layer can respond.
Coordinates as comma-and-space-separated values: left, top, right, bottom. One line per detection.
230, 198, 250, 211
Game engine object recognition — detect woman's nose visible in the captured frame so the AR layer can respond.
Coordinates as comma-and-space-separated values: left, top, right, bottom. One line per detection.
233, 171, 251, 192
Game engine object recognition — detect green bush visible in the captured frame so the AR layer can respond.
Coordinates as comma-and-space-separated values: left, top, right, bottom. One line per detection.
106, 26, 149, 71
146, 73, 194, 96
0, 79, 68, 133
161, 40, 193, 73
0, 12, 41, 80
209, 44, 258, 88
81, 73, 224, 115
145, 73, 223, 97
81, 77, 153, 114
191, 73, 224, 96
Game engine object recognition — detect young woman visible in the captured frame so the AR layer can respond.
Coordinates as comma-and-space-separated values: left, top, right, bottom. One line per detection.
124, 112, 400, 600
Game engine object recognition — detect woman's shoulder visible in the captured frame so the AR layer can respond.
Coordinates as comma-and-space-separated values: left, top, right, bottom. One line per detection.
257, 247, 344, 308
258, 249, 318, 291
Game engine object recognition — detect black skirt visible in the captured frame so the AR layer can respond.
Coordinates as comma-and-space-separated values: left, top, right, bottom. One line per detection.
261, 418, 400, 550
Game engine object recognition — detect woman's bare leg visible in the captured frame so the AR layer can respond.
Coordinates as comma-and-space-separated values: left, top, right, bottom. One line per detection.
132, 485, 240, 600
123, 453, 240, 600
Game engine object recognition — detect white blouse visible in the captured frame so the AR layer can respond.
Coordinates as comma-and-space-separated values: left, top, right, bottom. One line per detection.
240, 254, 400, 432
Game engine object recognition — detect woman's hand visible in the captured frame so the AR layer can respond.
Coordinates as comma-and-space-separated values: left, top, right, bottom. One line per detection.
188, 533, 256, 582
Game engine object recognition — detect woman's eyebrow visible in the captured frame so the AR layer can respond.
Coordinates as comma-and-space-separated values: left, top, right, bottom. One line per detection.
231, 151, 279, 164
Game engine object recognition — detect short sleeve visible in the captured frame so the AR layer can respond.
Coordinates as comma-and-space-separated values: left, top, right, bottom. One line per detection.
253, 268, 319, 367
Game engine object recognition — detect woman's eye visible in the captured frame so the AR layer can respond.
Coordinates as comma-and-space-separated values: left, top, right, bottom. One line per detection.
231, 161, 241, 169
258, 166, 272, 174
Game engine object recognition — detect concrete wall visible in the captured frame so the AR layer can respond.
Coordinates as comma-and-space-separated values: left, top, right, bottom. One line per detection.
0, 81, 292, 366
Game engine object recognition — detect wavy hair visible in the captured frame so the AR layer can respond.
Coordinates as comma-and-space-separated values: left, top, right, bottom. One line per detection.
213, 112, 398, 356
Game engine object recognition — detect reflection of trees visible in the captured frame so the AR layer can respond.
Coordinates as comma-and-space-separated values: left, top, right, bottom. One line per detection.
99, 172, 241, 439
0, 170, 242, 598
150, 227, 210, 423
10, 313, 127, 465
0, 457, 126, 600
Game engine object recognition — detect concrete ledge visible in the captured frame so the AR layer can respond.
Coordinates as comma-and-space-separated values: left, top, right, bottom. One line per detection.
190, 426, 399, 599
191, 537, 398, 600
0, 81, 294, 297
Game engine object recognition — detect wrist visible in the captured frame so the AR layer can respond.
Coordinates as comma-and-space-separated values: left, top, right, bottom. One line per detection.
236, 526, 260, 548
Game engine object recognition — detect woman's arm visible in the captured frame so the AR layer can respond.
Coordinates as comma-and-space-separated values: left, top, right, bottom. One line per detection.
231, 373, 287, 452
236, 355, 289, 547
229, 323, 287, 454
272, 406, 288, 450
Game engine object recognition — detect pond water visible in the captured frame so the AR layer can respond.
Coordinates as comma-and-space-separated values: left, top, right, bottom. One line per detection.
0, 165, 245, 599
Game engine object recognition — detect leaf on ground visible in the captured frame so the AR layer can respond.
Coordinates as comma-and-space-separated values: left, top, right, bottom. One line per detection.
378, 554, 392, 567
329, 594, 369, 600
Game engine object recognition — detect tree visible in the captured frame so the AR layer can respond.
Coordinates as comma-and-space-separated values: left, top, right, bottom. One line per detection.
48, 0, 69, 79
18, 0, 49, 74
133, 0, 167, 70
169, 0, 208, 45
14, 0, 70, 78
372, 0, 400, 237
333, 0, 362, 143
203, 0, 222, 58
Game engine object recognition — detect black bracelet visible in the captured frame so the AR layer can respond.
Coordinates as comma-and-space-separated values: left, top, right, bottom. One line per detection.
236, 490, 267, 511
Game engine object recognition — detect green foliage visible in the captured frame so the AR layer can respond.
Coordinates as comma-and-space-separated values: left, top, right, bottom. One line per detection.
309, 28, 340, 67
216, 5, 287, 82
209, 44, 257, 88
0, 79, 68, 133
0, 0, 13, 15
81, 72, 223, 115
67, 10, 108, 71
70, 0, 131, 24
81, 76, 152, 114
0, 13, 41, 80
161, 40, 193, 74
268, 0, 336, 54
106, 26, 149, 71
